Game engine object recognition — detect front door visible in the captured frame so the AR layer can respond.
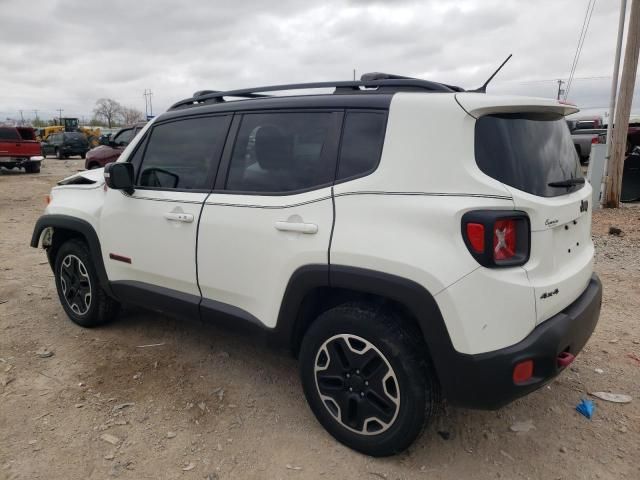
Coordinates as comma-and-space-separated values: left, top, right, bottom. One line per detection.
100, 114, 232, 311
197, 111, 341, 328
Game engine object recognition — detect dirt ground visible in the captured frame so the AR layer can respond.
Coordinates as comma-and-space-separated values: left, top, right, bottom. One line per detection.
1, 159, 639, 480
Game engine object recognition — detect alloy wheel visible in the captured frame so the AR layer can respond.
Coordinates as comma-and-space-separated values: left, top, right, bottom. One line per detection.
314, 334, 400, 435
59, 254, 92, 315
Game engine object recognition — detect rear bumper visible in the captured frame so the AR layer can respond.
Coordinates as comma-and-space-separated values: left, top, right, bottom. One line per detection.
62, 147, 88, 154
441, 273, 602, 409
0, 157, 41, 166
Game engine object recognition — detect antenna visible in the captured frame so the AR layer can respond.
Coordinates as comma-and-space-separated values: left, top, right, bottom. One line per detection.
472, 54, 513, 93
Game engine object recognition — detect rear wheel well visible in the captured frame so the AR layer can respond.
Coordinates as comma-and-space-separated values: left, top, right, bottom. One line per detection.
291, 287, 427, 359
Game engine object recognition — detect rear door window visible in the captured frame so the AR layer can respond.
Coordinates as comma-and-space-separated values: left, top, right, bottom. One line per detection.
225, 112, 336, 193
475, 113, 583, 197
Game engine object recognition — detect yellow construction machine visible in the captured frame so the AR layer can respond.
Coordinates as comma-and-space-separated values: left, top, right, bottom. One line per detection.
36, 118, 101, 148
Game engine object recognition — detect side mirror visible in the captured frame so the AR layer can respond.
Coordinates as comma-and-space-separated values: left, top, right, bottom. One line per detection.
104, 162, 134, 194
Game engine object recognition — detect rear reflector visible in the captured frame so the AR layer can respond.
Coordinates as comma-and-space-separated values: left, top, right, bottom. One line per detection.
465, 223, 485, 253
513, 360, 534, 384
493, 219, 516, 261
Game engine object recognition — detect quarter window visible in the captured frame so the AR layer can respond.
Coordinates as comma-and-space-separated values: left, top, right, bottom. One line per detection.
337, 112, 386, 181
226, 112, 335, 193
137, 116, 230, 190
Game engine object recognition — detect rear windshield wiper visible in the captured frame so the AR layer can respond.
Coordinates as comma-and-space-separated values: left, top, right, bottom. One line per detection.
548, 178, 585, 188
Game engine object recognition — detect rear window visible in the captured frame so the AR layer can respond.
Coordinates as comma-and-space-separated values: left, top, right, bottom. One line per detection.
64, 133, 86, 141
475, 113, 583, 197
0, 128, 20, 141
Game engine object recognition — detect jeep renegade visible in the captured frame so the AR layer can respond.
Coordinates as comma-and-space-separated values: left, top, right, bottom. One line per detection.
31, 75, 602, 456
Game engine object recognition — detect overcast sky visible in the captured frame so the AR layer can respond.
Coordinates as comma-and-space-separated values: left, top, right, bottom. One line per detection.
1, 0, 638, 123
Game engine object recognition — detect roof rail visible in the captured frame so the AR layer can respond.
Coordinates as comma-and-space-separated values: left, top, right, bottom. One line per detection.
169, 77, 461, 111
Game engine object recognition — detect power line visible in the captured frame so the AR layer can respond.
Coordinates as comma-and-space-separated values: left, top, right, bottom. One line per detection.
566, 0, 594, 96
565, 0, 597, 100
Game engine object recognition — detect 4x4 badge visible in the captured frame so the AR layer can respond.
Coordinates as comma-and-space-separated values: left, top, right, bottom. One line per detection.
540, 288, 559, 299
580, 199, 589, 213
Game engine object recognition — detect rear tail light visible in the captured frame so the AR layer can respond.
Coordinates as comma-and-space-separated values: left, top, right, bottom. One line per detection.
591, 136, 600, 144
462, 210, 530, 268
493, 219, 516, 260
465, 223, 485, 253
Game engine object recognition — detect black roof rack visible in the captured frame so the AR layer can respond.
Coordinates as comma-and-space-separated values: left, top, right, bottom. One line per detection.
169, 74, 463, 111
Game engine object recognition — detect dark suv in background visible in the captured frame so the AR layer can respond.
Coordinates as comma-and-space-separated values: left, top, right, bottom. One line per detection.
85, 122, 146, 169
42, 132, 89, 159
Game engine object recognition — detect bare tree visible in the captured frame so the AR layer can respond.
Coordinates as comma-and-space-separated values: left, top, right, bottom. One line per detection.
93, 98, 122, 128
121, 106, 144, 126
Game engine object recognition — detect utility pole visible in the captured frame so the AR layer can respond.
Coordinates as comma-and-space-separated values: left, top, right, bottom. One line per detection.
605, 0, 640, 207
143, 89, 154, 118
57, 109, 64, 125
19, 110, 24, 124
33, 109, 39, 122
556, 79, 565, 100
353, 69, 356, 81
602, 0, 627, 206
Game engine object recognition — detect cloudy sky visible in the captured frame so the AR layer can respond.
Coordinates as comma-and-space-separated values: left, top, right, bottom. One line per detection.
1, 0, 638, 123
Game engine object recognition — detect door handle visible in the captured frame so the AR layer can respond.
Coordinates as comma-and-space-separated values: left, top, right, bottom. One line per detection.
164, 212, 194, 223
275, 221, 318, 234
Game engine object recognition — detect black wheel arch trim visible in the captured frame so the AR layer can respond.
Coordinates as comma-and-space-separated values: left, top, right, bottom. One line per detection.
273, 265, 457, 397
326, 265, 455, 391
31, 214, 115, 298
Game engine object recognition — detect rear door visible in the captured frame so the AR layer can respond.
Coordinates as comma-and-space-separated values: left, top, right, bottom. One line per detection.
473, 111, 593, 324
197, 111, 341, 328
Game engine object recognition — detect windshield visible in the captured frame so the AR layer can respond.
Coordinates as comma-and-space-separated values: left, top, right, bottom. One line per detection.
475, 113, 583, 197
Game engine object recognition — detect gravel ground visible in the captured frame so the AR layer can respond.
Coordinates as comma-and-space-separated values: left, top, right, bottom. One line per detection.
1, 159, 639, 480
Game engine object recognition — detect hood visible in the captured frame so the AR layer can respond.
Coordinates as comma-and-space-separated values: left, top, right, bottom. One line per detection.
57, 167, 105, 187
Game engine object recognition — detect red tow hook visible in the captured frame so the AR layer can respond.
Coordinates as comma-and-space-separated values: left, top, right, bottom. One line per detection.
557, 351, 575, 368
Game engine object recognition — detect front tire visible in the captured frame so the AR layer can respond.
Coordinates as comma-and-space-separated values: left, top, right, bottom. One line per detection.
53, 239, 120, 327
299, 304, 440, 457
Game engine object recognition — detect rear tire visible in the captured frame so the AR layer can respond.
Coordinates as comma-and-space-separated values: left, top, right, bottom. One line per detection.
81, 152, 86, 159
53, 239, 120, 327
55, 148, 62, 160
299, 303, 440, 457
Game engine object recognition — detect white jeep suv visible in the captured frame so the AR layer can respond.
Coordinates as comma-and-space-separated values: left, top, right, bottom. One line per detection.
32, 76, 602, 457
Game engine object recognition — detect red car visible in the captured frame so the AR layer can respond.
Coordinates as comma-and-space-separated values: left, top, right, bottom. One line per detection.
84, 122, 146, 170
0, 126, 43, 173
